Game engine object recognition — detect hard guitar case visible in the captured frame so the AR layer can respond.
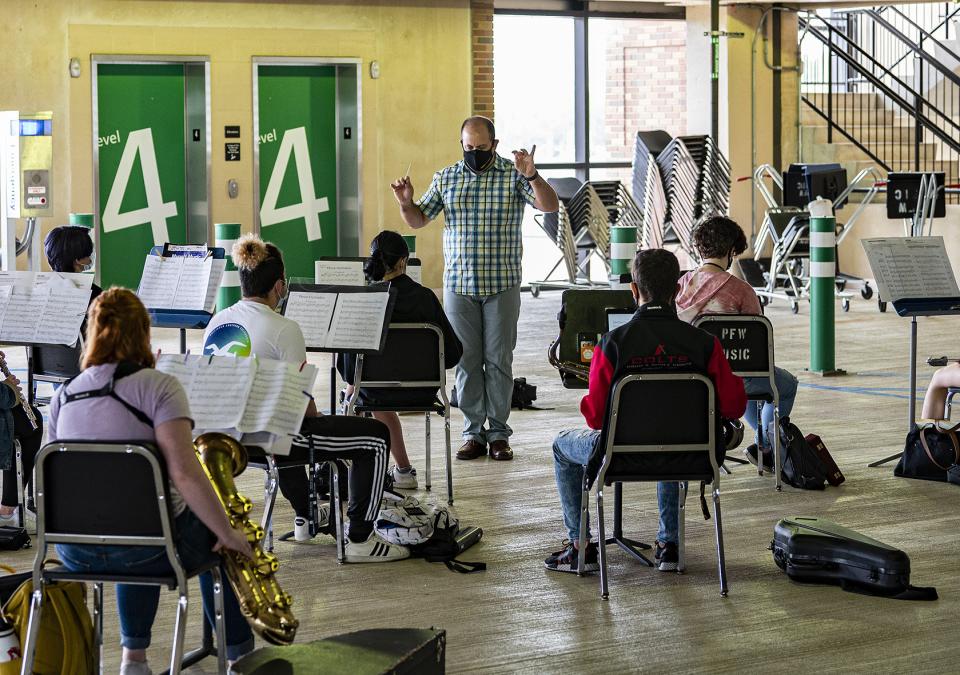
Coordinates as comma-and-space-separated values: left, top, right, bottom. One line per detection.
771, 516, 937, 600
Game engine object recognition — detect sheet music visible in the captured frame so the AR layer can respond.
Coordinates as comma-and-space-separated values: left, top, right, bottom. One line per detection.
138, 256, 183, 309
407, 264, 422, 285
172, 257, 211, 310
241, 359, 317, 435
328, 291, 389, 351
185, 355, 254, 429
0, 286, 49, 342
154, 356, 197, 390
862, 237, 960, 302
284, 291, 337, 348
35, 286, 91, 345
204, 259, 227, 313
315, 260, 365, 286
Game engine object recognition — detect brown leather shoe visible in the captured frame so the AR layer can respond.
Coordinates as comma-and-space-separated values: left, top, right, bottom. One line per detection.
489, 439, 514, 461
456, 440, 487, 460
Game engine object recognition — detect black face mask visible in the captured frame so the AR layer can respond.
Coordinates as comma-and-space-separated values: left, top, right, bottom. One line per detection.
463, 147, 495, 174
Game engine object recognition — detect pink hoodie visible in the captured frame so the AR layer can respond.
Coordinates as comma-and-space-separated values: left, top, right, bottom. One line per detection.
676, 269, 762, 323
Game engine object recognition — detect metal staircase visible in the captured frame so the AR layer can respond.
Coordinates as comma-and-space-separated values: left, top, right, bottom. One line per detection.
799, 3, 960, 197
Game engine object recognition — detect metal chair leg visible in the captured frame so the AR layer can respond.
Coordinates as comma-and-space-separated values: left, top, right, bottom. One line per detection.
576, 479, 590, 576
444, 411, 454, 505
597, 485, 609, 599
15, 440, 30, 534
332, 464, 345, 564
755, 402, 765, 476
20, 587, 44, 675
424, 412, 432, 492
712, 481, 729, 597
211, 567, 228, 674
261, 457, 279, 552
678, 481, 688, 574
94, 582, 104, 675
773, 404, 783, 491
168, 592, 189, 675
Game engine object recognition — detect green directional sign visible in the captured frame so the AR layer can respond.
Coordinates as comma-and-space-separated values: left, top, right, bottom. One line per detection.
96, 63, 188, 290
256, 65, 338, 279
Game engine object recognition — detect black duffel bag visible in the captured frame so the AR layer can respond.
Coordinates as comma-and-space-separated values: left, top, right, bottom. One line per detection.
895, 423, 960, 482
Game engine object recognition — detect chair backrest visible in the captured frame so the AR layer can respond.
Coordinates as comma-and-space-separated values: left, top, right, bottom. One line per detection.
35, 441, 175, 546
598, 373, 717, 485
354, 323, 444, 389
693, 314, 775, 379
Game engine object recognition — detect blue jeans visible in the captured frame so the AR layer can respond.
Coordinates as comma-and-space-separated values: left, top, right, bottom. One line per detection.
553, 429, 680, 544
444, 285, 521, 444
744, 366, 798, 452
56, 510, 254, 660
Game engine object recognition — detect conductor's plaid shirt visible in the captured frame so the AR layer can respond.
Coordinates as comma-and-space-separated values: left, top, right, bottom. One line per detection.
416, 154, 536, 297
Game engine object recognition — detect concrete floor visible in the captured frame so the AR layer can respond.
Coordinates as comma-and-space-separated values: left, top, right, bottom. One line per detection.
4, 290, 959, 673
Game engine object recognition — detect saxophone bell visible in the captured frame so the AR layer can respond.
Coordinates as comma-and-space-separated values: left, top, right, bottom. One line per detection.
195, 432, 299, 646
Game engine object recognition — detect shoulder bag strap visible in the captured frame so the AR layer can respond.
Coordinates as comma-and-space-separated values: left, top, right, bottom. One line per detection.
918, 426, 957, 471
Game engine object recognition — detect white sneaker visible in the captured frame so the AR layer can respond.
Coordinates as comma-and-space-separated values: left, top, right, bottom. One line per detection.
389, 465, 418, 490
0, 510, 19, 528
120, 661, 153, 675
344, 530, 410, 563
294, 504, 331, 542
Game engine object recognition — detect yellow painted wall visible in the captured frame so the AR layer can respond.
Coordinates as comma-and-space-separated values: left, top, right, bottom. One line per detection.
2, 0, 472, 288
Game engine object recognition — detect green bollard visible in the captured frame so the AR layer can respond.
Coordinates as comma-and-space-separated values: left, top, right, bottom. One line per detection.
215, 223, 242, 311
808, 198, 842, 375
610, 226, 637, 289
68, 213, 94, 228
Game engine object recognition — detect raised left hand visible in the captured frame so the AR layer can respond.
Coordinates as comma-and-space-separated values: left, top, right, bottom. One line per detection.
512, 144, 537, 179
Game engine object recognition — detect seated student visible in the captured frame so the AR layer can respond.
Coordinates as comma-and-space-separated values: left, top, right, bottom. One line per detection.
922, 364, 960, 420
0, 357, 43, 526
203, 234, 407, 562
50, 288, 254, 673
544, 248, 746, 574
338, 231, 463, 489
675, 216, 799, 470
44, 224, 102, 298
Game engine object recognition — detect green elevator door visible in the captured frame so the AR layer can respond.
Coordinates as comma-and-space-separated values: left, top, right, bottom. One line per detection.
95, 62, 207, 290
256, 65, 339, 280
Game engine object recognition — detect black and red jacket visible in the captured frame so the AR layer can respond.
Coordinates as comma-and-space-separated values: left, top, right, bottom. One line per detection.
580, 303, 747, 474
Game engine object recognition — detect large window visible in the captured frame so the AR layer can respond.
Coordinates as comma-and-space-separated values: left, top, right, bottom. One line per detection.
494, 9, 687, 284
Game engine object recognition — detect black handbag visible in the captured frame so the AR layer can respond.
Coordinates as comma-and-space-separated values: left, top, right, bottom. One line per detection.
895, 423, 960, 482
0, 525, 30, 551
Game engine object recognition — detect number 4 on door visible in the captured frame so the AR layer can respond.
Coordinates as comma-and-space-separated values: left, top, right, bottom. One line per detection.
102, 128, 178, 244
260, 126, 329, 241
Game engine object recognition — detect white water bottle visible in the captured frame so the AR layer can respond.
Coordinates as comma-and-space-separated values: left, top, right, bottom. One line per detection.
0, 623, 22, 663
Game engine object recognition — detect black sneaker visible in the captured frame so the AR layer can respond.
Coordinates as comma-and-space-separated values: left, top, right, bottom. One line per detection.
544, 541, 599, 574
655, 541, 678, 572
744, 444, 774, 471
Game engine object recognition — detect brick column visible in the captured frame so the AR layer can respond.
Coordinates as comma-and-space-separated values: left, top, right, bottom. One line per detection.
471, 0, 494, 120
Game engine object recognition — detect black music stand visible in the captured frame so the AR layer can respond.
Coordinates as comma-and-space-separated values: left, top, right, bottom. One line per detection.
280, 283, 397, 539
554, 288, 636, 390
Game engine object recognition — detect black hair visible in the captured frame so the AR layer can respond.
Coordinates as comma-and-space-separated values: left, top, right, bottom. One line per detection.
692, 216, 748, 260
44, 226, 94, 273
460, 116, 496, 142
364, 230, 409, 282
232, 234, 285, 298
631, 248, 681, 305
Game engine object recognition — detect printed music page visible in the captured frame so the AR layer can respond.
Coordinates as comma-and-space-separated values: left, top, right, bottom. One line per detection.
315, 259, 365, 286
36, 272, 94, 290
155, 355, 197, 391
862, 237, 960, 302
327, 291, 390, 351
137, 255, 184, 309
171, 256, 212, 310
0, 285, 49, 342
34, 286, 91, 345
240, 359, 318, 436
407, 264, 422, 285
284, 291, 337, 348
203, 259, 227, 313
156, 354, 254, 430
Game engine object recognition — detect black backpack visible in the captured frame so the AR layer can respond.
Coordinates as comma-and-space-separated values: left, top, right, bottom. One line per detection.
408, 512, 486, 574
779, 419, 829, 490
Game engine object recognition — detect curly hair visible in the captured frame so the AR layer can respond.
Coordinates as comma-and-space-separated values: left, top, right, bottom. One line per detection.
692, 216, 748, 260
231, 233, 284, 298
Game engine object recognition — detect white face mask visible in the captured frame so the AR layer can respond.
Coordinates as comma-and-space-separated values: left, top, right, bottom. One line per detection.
80, 251, 95, 273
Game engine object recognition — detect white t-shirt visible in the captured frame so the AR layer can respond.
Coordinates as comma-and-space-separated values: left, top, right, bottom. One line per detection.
202, 300, 306, 365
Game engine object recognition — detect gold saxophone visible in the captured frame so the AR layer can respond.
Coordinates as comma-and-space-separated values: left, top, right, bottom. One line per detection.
548, 335, 591, 384
194, 432, 298, 646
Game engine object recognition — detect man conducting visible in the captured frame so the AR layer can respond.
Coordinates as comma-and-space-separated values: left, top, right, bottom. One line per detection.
391, 116, 559, 462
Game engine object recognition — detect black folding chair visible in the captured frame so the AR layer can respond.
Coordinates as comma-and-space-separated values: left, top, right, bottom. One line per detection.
694, 314, 782, 490
247, 444, 347, 562
347, 323, 454, 504
21, 441, 227, 675
578, 373, 728, 598
27, 342, 83, 407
